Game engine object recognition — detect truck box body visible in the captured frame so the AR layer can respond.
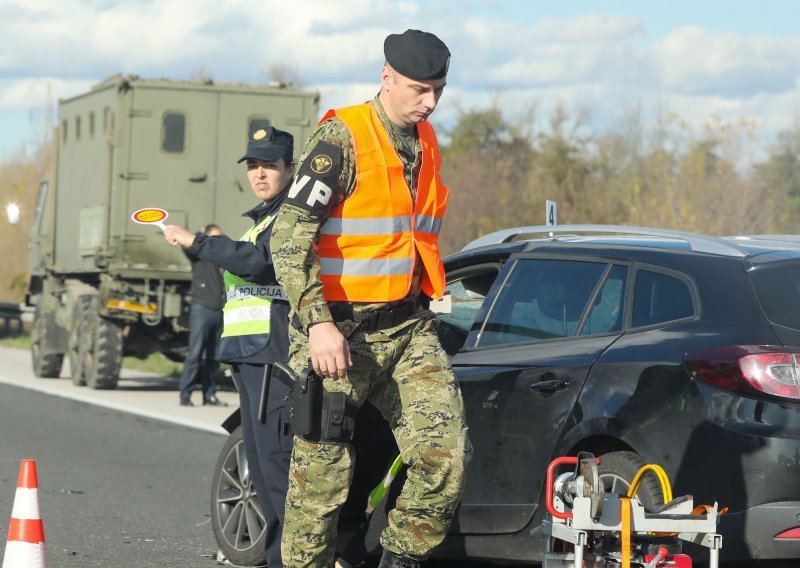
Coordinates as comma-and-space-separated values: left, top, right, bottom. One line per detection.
52, 75, 318, 276
27, 75, 319, 387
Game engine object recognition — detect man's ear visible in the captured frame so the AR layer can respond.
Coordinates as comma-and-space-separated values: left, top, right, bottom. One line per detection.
380, 65, 393, 90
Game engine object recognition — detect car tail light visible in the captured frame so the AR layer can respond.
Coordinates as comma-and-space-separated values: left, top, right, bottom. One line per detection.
775, 527, 800, 539
684, 346, 800, 401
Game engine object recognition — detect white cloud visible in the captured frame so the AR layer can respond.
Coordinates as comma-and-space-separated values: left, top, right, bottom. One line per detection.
0, 78, 93, 110
0, 0, 799, 161
652, 26, 800, 97
459, 14, 646, 89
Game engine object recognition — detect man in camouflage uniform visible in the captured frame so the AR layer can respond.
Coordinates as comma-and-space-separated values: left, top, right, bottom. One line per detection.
271, 29, 469, 568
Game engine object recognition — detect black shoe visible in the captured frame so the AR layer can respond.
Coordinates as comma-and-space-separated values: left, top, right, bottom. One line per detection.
179, 399, 194, 407
377, 549, 422, 568
203, 395, 228, 407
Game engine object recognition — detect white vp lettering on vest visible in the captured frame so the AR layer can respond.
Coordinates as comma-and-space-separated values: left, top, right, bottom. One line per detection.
289, 175, 333, 208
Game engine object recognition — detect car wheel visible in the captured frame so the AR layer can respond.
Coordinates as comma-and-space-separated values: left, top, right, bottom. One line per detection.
597, 451, 665, 511
31, 303, 63, 379
210, 425, 267, 567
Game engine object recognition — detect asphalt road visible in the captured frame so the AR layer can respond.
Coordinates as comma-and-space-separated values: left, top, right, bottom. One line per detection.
0, 381, 226, 567
0, 344, 238, 567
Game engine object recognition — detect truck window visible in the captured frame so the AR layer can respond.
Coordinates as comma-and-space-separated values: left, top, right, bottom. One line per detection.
162, 113, 186, 153
62, 120, 68, 144
75, 116, 81, 141
89, 112, 95, 137
249, 118, 271, 136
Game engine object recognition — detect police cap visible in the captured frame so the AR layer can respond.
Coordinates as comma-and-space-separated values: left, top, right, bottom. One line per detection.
384, 29, 450, 81
237, 126, 294, 163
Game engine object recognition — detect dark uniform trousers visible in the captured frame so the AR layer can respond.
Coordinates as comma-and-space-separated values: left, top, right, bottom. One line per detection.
232, 362, 293, 568
179, 303, 223, 403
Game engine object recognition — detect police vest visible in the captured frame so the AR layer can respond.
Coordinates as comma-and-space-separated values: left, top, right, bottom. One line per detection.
219, 214, 287, 359
316, 104, 448, 302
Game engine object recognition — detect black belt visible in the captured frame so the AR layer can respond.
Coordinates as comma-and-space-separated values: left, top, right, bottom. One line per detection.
329, 299, 420, 332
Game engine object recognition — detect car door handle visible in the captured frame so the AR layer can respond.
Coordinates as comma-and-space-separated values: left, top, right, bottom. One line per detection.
529, 379, 569, 393
188, 173, 207, 182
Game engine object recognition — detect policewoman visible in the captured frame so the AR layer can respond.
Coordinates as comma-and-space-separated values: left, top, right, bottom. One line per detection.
163, 127, 295, 568
271, 30, 469, 568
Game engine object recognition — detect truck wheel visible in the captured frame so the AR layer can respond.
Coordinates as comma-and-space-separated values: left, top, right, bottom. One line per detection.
68, 295, 93, 386
84, 300, 124, 389
31, 304, 63, 379
597, 451, 665, 512
210, 425, 267, 567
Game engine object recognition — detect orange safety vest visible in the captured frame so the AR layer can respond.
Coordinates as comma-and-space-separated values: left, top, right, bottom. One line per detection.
317, 103, 448, 302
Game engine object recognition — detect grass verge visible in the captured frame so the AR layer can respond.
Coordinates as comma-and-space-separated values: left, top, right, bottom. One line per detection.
0, 333, 182, 377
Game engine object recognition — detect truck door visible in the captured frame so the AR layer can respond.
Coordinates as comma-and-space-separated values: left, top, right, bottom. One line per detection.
122, 88, 218, 267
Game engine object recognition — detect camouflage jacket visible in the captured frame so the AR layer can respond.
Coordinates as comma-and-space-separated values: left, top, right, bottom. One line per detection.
270, 95, 428, 332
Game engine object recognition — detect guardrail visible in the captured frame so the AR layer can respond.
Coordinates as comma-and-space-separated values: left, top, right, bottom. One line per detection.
0, 302, 26, 335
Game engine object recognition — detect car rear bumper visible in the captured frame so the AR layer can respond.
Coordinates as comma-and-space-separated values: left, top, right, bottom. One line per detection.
718, 501, 800, 561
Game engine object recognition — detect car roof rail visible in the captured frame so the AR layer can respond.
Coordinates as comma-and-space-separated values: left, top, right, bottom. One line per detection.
460, 224, 748, 257
725, 234, 800, 247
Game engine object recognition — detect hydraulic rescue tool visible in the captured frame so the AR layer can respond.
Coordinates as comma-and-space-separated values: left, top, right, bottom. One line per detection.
540, 452, 724, 568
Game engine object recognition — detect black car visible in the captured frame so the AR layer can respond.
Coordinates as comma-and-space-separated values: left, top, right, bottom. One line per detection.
212, 224, 800, 566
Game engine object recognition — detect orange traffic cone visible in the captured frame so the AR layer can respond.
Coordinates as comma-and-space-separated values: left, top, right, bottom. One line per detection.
2, 459, 47, 568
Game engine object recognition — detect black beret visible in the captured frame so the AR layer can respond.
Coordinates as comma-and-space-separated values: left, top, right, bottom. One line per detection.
237, 126, 294, 163
384, 29, 450, 81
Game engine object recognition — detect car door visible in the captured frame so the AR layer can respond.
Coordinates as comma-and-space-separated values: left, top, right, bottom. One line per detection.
449, 255, 629, 534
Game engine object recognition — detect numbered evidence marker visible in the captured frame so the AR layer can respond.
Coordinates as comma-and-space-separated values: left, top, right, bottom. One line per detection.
131, 207, 169, 231
545, 200, 558, 226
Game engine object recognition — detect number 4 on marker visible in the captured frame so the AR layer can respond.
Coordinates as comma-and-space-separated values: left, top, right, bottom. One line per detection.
546, 200, 557, 226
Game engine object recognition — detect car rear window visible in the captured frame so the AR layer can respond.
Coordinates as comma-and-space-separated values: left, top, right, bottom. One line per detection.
632, 269, 695, 327
749, 262, 800, 331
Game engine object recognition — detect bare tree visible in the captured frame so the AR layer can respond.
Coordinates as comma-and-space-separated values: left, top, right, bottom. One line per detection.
263, 64, 303, 88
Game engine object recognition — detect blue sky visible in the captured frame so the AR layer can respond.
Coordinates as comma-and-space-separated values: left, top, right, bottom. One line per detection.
1, 0, 798, 161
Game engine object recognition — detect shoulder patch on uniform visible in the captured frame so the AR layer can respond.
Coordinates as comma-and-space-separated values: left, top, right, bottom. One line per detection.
287, 140, 343, 218
311, 154, 333, 174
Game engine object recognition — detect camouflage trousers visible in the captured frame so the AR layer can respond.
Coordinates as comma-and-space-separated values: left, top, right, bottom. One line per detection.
281, 313, 469, 568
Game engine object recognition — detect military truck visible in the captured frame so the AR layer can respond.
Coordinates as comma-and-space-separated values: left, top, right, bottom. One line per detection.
27, 74, 319, 388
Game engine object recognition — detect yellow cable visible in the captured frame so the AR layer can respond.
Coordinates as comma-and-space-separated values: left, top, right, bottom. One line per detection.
621, 497, 631, 568
628, 464, 672, 504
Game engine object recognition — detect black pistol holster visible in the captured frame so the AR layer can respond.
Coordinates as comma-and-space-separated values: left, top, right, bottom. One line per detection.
273, 363, 356, 443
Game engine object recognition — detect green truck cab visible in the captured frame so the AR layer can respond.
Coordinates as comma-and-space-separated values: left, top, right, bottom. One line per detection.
27, 74, 319, 388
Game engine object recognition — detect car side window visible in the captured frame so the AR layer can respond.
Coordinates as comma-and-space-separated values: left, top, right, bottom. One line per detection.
580, 265, 627, 335
632, 269, 695, 328
477, 259, 607, 348
436, 269, 499, 355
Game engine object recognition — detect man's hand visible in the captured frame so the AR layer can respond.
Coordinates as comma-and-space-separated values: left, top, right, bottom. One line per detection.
163, 225, 195, 248
308, 321, 351, 379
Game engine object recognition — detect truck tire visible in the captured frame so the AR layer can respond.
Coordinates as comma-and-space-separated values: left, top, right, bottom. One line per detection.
68, 295, 93, 386
31, 304, 63, 379
210, 425, 267, 567
597, 451, 665, 512
84, 299, 124, 390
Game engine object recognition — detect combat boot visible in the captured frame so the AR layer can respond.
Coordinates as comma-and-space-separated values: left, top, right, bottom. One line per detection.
377, 549, 422, 568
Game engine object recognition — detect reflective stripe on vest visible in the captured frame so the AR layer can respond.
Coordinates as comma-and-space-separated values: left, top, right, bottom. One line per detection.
316, 104, 448, 302
221, 214, 278, 339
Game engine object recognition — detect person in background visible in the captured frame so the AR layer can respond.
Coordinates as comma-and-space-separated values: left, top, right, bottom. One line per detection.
271, 29, 469, 568
177, 223, 226, 407
163, 127, 296, 567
